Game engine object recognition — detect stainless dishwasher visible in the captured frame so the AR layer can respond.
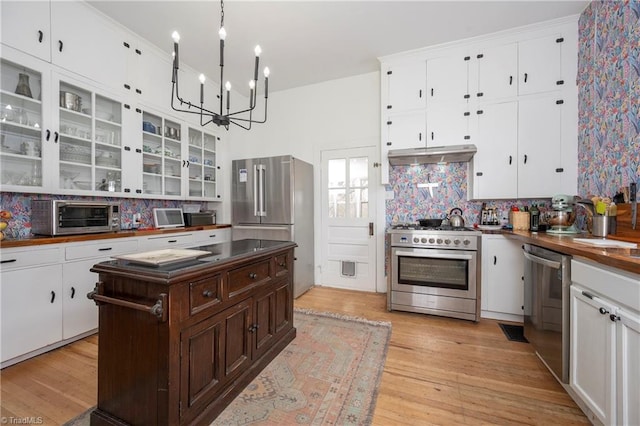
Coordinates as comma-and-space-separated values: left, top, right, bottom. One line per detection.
523, 244, 571, 384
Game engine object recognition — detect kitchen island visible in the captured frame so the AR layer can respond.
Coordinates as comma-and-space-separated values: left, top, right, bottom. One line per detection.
88, 239, 296, 426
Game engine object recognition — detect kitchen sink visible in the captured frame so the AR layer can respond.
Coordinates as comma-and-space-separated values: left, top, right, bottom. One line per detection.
572, 238, 638, 249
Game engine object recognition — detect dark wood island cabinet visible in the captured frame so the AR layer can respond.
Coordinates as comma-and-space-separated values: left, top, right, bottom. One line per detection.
87, 239, 297, 425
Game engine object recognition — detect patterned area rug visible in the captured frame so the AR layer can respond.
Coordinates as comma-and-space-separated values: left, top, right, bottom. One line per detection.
64, 308, 391, 426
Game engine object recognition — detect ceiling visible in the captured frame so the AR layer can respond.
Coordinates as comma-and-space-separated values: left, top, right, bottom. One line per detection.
87, 0, 589, 96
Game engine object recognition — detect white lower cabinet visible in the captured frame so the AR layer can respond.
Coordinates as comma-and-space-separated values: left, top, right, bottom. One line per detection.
480, 234, 524, 321
62, 238, 138, 339
570, 259, 640, 426
138, 232, 195, 251
191, 228, 231, 246
1, 263, 63, 364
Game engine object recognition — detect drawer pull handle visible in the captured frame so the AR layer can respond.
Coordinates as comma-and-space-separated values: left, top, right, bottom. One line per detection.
98, 247, 113, 251
71, 287, 76, 299
599, 307, 609, 315
88, 284, 167, 321
202, 290, 214, 298
168, 240, 177, 243
249, 272, 257, 279
209, 234, 216, 238
50, 291, 56, 304
0, 259, 17, 264
278, 262, 286, 267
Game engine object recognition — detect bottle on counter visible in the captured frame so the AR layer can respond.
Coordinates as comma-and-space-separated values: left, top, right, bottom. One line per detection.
530, 204, 540, 231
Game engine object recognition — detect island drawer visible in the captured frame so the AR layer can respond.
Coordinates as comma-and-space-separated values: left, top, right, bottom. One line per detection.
274, 253, 290, 277
190, 274, 223, 315
227, 259, 271, 299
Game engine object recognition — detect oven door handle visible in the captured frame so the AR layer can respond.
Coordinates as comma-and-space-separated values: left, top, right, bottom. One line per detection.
395, 251, 473, 260
523, 251, 561, 269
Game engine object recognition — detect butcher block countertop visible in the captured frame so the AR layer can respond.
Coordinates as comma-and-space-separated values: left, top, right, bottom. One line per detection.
0, 224, 232, 249
506, 230, 640, 275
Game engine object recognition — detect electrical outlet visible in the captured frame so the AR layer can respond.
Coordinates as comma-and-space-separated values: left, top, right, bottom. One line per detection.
133, 213, 141, 228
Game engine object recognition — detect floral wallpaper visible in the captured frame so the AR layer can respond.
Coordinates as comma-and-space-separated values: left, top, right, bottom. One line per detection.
578, 0, 640, 197
385, 163, 550, 227
0, 193, 187, 239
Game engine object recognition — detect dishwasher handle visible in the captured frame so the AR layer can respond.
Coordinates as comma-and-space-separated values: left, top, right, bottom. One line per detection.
523, 250, 561, 269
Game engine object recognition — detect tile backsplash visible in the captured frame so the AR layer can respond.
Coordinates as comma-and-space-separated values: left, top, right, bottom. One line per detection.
0, 193, 185, 239
385, 163, 551, 227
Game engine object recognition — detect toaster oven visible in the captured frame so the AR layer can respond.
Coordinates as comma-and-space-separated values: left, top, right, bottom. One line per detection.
31, 200, 121, 236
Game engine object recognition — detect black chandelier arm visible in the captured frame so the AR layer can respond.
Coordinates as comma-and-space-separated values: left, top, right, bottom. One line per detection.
227, 98, 268, 124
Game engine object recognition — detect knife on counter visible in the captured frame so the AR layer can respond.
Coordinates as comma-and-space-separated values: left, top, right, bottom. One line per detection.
631, 182, 637, 230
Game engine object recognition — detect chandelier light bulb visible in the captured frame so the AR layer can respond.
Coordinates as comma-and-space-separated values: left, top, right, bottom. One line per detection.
171, 31, 180, 43
199, 74, 206, 84
218, 27, 227, 40
225, 81, 232, 91
249, 80, 255, 89
254, 45, 262, 57
263, 67, 270, 78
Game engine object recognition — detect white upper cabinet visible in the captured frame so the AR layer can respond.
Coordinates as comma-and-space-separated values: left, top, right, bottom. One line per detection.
384, 61, 426, 112
426, 54, 470, 105
517, 95, 563, 198
472, 101, 518, 199
518, 34, 564, 95
0, 1, 52, 62
426, 103, 472, 147
50, 1, 128, 91
1, 1, 128, 93
475, 43, 518, 102
384, 111, 426, 151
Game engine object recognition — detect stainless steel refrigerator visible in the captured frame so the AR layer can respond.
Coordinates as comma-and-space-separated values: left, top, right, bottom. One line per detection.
231, 155, 314, 298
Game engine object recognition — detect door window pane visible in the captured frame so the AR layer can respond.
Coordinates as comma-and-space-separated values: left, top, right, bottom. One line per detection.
328, 189, 346, 218
349, 157, 368, 187
328, 159, 345, 188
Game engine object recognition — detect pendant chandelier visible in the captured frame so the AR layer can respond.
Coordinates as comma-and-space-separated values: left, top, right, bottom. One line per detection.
170, 0, 269, 130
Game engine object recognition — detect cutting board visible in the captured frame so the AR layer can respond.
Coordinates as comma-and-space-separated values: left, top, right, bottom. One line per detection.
573, 238, 638, 248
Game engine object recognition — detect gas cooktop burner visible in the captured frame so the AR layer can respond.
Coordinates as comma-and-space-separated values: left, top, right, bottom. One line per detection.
390, 223, 476, 232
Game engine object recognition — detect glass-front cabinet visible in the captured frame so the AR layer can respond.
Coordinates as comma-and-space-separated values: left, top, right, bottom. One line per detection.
141, 111, 182, 197
0, 57, 49, 192
1, 47, 223, 201
187, 127, 220, 199
58, 81, 123, 193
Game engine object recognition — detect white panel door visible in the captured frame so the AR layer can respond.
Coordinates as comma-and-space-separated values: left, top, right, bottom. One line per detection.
617, 308, 640, 426
321, 147, 377, 291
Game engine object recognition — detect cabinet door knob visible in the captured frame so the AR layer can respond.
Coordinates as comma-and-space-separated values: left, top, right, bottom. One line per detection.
609, 314, 620, 322
599, 307, 609, 315
202, 290, 214, 298
248, 272, 257, 279
278, 262, 286, 267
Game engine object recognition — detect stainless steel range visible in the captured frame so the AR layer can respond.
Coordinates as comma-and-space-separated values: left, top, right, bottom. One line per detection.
388, 224, 481, 321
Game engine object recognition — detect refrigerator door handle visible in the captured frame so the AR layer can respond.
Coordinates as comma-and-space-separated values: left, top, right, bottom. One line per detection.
261, 165, 267, 216
257, 164, 267, 217
253, 164, 259, 217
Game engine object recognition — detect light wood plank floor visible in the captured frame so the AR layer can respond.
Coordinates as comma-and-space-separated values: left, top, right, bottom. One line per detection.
0, 287, 588, 425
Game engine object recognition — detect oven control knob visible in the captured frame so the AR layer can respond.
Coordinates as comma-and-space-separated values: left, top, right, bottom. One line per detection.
421, 237, 428, 243
453, 239, 461, 245
429, 238, 435, 244
436, 238, 443, 244
444, 239, 451, 245
463, 239, 471, 245
413, 237, 420, 244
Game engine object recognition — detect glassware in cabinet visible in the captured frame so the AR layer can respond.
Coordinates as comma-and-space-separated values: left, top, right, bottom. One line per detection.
186, 126, 219, 199
0, 58, 45, 189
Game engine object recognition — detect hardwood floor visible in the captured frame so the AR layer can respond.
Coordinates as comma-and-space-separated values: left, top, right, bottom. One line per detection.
0, 286, 588, 425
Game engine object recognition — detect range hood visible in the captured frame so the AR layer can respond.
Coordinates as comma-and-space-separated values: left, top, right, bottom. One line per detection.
388, 144, 477, 165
